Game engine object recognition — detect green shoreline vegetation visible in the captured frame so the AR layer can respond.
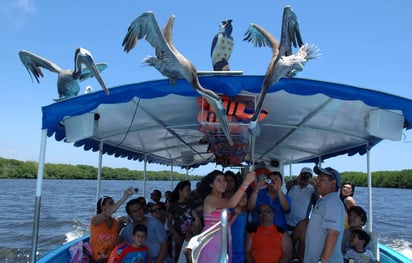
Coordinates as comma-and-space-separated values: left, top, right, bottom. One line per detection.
1, 157, 411, 188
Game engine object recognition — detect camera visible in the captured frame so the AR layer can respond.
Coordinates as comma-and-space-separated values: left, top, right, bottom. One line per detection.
131, 188, 139, 194
265, 178, 272, 184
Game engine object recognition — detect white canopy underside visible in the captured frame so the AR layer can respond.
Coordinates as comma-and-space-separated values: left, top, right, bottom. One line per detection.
43, 76, 410, 168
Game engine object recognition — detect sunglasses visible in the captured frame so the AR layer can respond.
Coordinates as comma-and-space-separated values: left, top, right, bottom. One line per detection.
258, 208, 272, 215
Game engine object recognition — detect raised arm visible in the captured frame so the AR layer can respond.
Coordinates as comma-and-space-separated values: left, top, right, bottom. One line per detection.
277, 188, 290, 212
247, 179, 266, 211
91, 188, 133, 226
204, 171, 256, 214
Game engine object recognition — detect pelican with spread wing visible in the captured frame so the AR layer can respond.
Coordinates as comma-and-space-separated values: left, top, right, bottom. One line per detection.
122, 11, 233, 145
244, 5, 319, 165
244, 5, 319, 122
19, 47, 109, 101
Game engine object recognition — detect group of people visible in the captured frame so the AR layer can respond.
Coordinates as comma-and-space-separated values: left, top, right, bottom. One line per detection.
89, 189, 168, 263
88, 166, 377, 263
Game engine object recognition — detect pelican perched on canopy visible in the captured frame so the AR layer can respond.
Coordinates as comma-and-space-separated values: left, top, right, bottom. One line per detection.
19, 47, 109, 101
122, 11, 233, 145
243, 5, 319, 165
244, 5, 319, 122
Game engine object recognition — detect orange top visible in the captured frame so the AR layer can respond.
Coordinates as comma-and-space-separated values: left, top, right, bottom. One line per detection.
250, 225, 284, 263
90, 217, 119, 262
197, 96, 268, 122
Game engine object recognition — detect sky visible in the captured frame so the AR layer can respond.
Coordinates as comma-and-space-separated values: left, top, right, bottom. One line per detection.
1, 0, 412, 177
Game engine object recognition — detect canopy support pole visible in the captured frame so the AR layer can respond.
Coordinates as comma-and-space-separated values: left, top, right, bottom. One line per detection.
367, 147, 373, 232
31, 129, 48, 263
219, 208, 229, 263
96, 142, 103, 205
170, 164, 174, 190
288, 163, 292, 179
366, 146, 379, 261
143, 156, 147, 197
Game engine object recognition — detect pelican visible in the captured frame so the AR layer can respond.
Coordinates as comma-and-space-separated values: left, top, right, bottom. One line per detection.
211, 19, 234, 71
243, 6, 320, 166
19, 47, 109, 101
244, 5, 319, 122
122, 11, 233, 145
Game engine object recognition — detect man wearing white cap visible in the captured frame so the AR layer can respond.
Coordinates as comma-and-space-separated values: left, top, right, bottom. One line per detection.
286, 167, 316, 262
304, 166, 345, 263
286, 167, 315, 225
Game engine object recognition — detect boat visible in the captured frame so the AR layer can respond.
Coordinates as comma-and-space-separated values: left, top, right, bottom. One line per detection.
32, 75, 412, 262
36, 236, 412, 263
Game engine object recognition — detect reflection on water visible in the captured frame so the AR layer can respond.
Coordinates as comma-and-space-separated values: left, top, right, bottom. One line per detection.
0, 179, 411, 262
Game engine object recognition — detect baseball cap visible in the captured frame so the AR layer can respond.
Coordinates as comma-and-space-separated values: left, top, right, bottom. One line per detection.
255, 167, 271, 182
300, 167, 313, 176
313, 166, 341, 188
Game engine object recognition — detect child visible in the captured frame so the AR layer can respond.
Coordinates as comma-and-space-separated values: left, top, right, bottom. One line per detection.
344, 229, 377, 263
108, 224, 150, 263
342, 206, 367, 253
229, 192, 248, 263
90, 189, 132, 263
176, 215, 202, 263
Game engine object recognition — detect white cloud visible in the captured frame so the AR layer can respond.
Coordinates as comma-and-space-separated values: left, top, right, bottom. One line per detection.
0, 0, 36, 28
15, 0, 36, 13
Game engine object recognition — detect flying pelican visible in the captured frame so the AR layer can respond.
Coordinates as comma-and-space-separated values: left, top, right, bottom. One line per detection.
243, 5, 320, 165
19, 47, 110, 101
211, 19, 234, 71
122, 11, 233, 145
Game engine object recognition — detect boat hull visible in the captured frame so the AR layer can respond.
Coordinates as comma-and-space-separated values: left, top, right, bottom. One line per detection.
35, 235, 411, 263
36, 236, 89, 263
379, 243, 412, 263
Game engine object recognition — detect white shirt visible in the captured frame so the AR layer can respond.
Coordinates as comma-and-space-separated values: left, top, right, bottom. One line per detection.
304, 192, 345, 263
286, 184, 314, 226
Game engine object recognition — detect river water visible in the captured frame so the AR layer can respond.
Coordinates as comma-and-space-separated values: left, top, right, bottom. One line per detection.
0, 179, 411, 262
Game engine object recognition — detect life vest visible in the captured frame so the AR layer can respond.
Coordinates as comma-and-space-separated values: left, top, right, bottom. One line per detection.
197, 96, 268, 123
209, 141, 248, 166
108, 242, 149, 263
197, 95, 268, 166
108, 243, 129, 263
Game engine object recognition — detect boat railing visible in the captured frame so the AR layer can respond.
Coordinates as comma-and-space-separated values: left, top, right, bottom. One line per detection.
184, 208, 229, 263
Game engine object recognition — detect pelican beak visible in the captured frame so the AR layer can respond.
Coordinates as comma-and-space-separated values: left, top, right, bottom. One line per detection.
203, 95, 233, 146
76, 48, 110, 95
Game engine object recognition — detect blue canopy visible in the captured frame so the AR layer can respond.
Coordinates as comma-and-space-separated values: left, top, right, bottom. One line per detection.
41, 76, 412, 168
